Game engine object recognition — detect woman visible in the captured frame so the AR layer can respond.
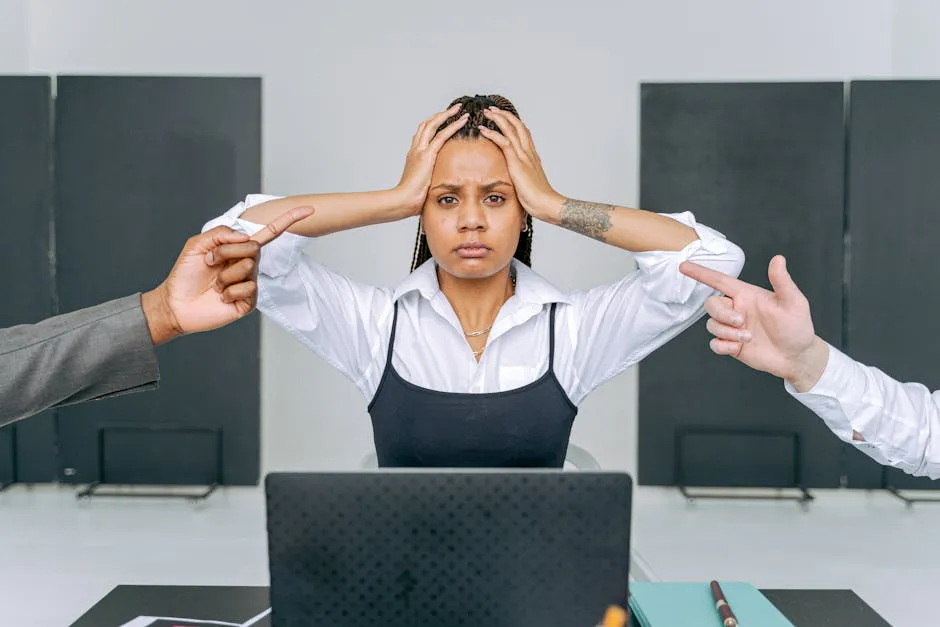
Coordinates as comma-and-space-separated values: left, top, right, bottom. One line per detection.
203, 94, 745, 467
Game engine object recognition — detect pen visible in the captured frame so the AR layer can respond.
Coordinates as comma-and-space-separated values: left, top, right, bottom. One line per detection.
710, 580, 738, 627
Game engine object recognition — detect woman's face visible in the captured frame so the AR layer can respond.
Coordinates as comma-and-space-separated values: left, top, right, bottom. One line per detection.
422, 138, 525, 280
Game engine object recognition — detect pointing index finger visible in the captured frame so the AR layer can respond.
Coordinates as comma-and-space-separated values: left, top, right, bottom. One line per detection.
250, 206, 315, 246
679, 261, 745, 297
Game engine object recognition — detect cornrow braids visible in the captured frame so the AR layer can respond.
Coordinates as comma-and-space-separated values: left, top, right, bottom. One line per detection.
409, 94, 533, 273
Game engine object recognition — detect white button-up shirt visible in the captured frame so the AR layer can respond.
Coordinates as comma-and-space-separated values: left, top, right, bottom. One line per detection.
788, 344, 940, 479
204, 195, 746, 407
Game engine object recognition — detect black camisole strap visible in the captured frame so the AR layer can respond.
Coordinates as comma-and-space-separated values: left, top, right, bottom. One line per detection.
386, 302, 400, 365
548, 302, 557, 371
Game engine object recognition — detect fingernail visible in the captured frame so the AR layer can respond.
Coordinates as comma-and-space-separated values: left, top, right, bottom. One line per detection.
205, 251, 215, 264
739, 330, 752, 341
732, 315, 743, 326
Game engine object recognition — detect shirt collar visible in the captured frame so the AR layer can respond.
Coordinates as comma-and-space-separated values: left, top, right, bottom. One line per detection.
393, 258, 571, 306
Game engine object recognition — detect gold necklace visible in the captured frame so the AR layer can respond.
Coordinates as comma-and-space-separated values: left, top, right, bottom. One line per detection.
465, 269, 516, 354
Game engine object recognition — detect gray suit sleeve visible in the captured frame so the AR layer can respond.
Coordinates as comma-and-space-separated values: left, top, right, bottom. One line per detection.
0, 294, 161, 428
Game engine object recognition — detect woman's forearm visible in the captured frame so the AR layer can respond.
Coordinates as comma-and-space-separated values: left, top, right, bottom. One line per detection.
240, 188, 412, 237
536, 194, 698, 252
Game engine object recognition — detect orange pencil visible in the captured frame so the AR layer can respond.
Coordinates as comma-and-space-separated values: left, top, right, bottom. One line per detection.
601, 604, 628, 627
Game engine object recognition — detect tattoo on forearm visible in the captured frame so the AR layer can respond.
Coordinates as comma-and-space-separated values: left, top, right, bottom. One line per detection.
559, 199, 614, 242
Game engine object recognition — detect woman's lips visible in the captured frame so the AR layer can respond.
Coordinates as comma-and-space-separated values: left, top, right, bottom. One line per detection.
456, 243, 490, 258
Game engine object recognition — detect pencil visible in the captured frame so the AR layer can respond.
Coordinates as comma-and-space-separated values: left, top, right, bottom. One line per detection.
601, 604, 627, 627
710, 580, 738, 627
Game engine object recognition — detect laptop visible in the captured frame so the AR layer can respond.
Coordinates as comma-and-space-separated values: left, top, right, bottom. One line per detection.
264, 469, 632, 627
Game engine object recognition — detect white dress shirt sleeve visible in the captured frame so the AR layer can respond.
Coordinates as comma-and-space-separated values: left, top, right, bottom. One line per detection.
566, 212, 746, 404
202, 195, 393, 399
786, 343, 940, 479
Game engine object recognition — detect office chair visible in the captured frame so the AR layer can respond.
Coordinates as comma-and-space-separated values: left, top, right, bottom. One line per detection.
358, 441, 602, 470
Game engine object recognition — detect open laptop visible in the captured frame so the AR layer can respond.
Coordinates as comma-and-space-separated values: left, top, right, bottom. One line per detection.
264, 470, 632, 627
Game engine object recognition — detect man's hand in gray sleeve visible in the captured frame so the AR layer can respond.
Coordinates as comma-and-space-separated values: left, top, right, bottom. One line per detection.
0, 205, 315, 427
143, 205, 315, 343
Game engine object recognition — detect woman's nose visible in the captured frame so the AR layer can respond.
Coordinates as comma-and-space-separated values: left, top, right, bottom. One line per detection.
458, 202, 486, 231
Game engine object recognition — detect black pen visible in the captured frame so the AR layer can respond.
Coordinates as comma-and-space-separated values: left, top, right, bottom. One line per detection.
710, 580, 738, 627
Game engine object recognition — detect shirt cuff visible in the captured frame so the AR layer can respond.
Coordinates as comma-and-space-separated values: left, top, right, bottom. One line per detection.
633, 211, 739, 304
202, 194, 310, 278
784, 343, 861, 442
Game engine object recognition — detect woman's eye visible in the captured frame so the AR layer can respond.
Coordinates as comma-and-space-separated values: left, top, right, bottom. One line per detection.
438, 195, 458, 205
486, 194, 505, 204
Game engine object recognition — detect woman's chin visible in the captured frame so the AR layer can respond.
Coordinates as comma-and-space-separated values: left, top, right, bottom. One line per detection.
438, 257, 509, 281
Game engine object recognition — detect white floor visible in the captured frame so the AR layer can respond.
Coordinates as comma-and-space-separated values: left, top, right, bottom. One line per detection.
1, 484, 935, 626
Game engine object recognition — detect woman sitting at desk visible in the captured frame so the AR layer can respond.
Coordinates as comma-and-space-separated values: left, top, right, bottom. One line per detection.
203, 94, 745, 467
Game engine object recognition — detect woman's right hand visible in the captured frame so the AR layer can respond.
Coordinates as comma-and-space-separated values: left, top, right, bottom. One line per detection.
395, 104, 469, 216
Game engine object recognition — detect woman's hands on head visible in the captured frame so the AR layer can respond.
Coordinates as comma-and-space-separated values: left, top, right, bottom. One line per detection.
478, 107, 565, 222
394, 99, 563, 229
395, 104, 470, 217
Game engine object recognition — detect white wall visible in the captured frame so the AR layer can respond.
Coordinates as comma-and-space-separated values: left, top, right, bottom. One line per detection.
892, 0, 940, 76
23, 0, 901, 477
0, 0, 29, 72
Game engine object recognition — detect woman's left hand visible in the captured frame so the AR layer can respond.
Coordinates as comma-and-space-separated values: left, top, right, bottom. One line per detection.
479, 108, 565, 221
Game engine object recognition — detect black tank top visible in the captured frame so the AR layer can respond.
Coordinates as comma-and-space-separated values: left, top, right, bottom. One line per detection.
366, 302, 578, 467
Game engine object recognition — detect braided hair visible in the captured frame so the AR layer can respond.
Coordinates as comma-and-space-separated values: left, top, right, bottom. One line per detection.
409, 94, 534, 273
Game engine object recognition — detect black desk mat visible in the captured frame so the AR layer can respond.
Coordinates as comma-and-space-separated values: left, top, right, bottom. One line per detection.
72, 585, 891, 627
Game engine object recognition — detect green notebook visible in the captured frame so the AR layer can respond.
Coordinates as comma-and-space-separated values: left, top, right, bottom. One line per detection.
628, 582, 795, 626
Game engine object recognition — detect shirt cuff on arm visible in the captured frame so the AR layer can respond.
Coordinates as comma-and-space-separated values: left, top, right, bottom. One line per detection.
785, 344, 872, 444
633, 211, 740, 304
202, 194, 310, 278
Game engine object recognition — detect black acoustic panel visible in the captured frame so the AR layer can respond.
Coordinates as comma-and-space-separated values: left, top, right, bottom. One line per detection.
638, 82, 846, 488
53, 76, 262, 486
0, 428, 12, 484
99, 426, 222, 485
0, 76, 58, 483
844, 80, 940, 489
676, 431, 800, 488
12, 418, 59, 483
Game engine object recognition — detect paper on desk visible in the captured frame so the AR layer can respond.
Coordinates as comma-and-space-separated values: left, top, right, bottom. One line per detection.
117, 608, 270, 627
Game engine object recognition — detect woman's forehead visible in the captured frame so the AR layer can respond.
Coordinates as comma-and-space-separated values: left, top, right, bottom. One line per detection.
432, 139, 509, 183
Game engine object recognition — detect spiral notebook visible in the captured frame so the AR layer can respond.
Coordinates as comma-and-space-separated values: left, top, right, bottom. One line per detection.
628, 582, 795, 626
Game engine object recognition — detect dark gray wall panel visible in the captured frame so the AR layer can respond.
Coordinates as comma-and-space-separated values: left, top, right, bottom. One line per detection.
845, 80, 940, 489
0, 76, 58, 484
638, 82, 846, 488
53, 76, 262, 486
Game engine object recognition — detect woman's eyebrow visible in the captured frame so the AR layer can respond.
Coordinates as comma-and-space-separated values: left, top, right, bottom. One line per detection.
430, 183, 462, 192
429, 180, 513, 193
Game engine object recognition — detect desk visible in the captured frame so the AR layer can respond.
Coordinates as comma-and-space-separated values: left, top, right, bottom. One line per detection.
70, 585, 890, 627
